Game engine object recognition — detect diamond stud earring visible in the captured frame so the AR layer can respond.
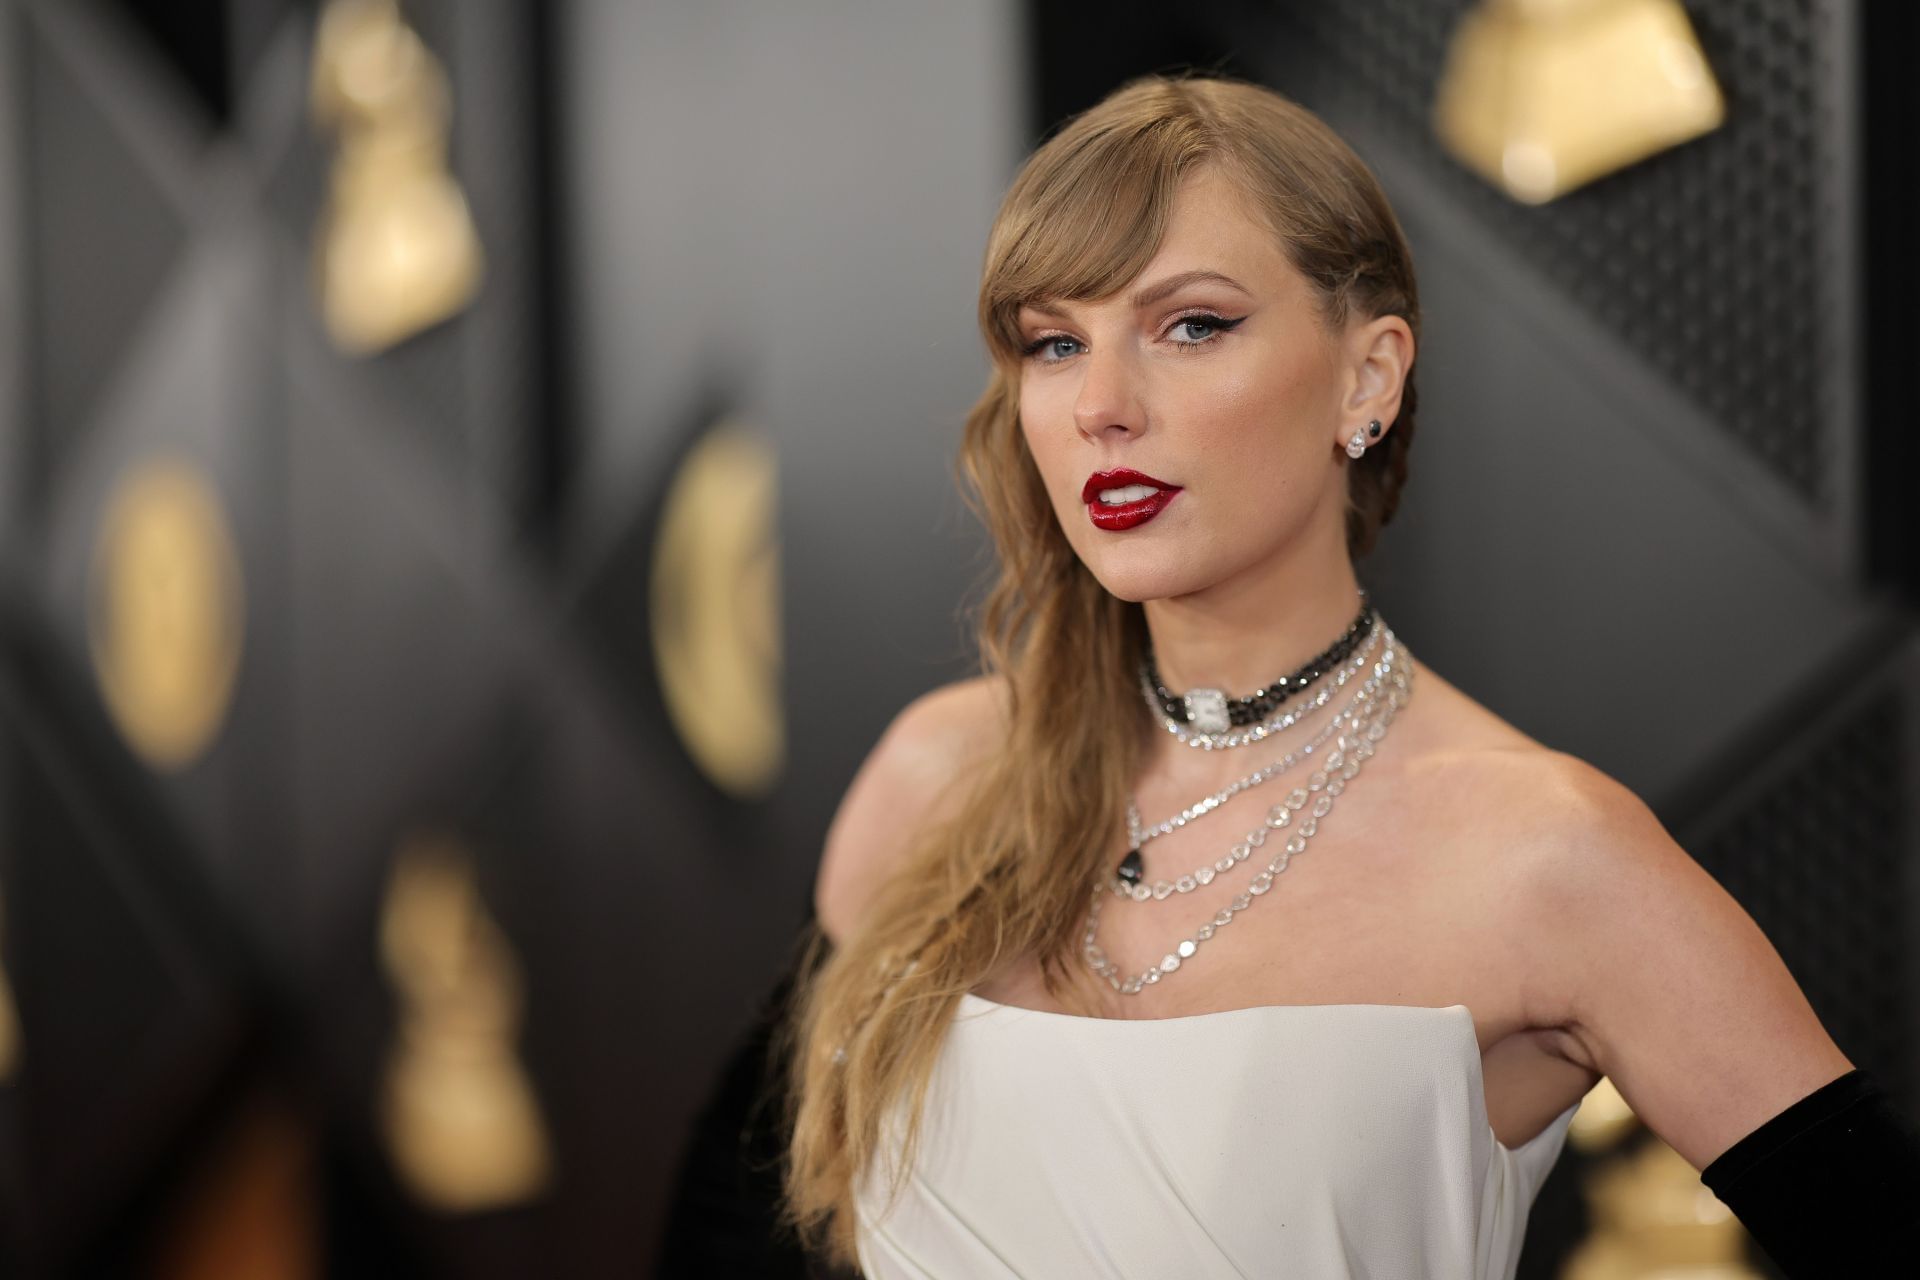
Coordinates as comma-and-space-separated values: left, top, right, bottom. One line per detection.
1345, 419, 1383, 459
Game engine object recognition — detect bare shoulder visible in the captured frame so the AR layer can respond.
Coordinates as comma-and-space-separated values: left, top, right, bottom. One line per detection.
1394, 658, 1852, 1166
1379, 657, 1598, 848
812, 674, 1010, 946
1434, 715, 1854, 1171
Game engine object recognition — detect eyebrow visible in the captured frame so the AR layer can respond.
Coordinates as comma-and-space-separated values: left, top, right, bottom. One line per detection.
1022, 269, 1254, 320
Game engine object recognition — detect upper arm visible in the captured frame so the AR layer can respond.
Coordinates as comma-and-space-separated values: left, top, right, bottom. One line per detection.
1522, 757, 1854, 1171
813, 675, 1008, 947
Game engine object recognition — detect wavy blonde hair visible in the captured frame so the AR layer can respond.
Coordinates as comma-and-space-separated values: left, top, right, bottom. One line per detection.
776, 71, 1421, 1269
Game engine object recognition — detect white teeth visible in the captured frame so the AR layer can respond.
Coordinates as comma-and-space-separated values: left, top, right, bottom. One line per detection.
1097, 484, 1159, 505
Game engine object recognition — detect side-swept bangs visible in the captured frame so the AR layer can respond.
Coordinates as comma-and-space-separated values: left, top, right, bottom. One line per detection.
979, 110, 1215, 364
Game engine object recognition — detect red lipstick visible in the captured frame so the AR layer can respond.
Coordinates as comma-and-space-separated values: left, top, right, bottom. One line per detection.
1081, 468, 1182, 531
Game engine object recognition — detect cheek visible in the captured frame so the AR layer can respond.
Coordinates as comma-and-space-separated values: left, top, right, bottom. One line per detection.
1018, 387, 1074, 493
1171, 357, 1321, 476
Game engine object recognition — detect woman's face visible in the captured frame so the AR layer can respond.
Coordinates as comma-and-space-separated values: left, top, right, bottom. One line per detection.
1014, 164, 1408, 604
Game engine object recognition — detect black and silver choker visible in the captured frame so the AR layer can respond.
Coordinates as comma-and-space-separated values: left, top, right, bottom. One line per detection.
1142, 588, 1375, 734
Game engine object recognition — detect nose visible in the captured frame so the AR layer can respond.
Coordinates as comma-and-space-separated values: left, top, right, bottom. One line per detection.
1072, 343, 1146, 443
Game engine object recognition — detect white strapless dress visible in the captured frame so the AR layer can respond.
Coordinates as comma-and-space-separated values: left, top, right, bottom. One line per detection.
853, 992, 1579, 1279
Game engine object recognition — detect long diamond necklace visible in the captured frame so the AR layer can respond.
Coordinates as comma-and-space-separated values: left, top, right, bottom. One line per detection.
1083, 627, 1411, 995
1114, 635, 1396, 902
1118, 620, 1386, 893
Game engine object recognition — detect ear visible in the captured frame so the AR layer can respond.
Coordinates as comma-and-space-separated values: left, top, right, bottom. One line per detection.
1336, 314, 1414, 448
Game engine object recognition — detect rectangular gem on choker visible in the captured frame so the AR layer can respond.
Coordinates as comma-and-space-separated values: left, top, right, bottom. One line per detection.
1184, 688, 1231, 734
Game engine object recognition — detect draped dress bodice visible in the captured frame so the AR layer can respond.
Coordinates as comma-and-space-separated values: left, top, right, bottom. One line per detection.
853, 992, 1579, 1279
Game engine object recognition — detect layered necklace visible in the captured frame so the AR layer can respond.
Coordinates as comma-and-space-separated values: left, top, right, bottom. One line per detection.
1084, 598, 1413, 996
1114, 617, 1385, 895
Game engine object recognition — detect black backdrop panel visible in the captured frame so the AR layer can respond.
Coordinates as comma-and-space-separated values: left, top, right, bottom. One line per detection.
21, 9, 189, 492
1677, 630, 1920, 1100
0, 588, 256, 1276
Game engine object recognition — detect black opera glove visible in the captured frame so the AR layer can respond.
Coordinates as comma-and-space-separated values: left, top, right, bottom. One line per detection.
1700, 1067, 1920, 1275
656, 917, 851, 1280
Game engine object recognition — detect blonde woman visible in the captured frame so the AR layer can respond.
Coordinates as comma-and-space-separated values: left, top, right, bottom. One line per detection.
768, 74, 1919, 1279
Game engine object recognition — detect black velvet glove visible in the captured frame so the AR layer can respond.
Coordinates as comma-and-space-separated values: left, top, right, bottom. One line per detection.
1700, 1067, 1920, 1276
655, 919, 853, 1280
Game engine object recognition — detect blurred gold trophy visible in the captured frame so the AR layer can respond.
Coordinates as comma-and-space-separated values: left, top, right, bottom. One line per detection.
1435, 0, 1725, 203
309, 0, 484, 353
1562, 1076, 1760, 1279
378, 831, 552, 1212
650, 421, 785, 799
88, 459, 245, 772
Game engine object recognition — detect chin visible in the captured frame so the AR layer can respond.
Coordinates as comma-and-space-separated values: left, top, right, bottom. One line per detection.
1077, 547, 1218, 604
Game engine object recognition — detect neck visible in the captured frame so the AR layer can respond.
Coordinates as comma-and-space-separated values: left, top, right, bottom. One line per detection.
1143, 523, 1366, 702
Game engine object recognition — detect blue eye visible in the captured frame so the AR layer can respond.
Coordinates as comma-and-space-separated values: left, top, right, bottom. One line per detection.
1167, 313, 1245, 346
1022, 335, 1084, 363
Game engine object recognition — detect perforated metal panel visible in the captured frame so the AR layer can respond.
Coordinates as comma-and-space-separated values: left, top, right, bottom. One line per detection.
1246, 0, 1841, 508
1685, 662, 1916, 1102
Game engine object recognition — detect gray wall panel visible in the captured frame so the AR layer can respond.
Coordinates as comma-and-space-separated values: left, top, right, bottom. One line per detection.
563, 0, 1024, 935
0, 2, 22, 536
